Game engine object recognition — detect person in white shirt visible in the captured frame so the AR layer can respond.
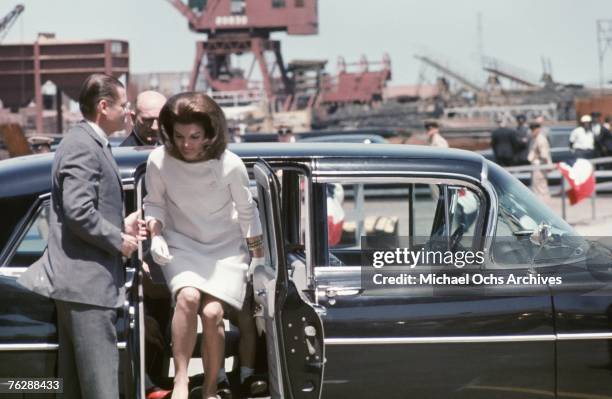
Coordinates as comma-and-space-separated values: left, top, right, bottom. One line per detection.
569, 114, 595, 159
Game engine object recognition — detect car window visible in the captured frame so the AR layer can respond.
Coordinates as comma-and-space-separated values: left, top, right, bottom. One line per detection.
324, 181, 483, 266
5, 187, 135, 268
7, 201, 50, 267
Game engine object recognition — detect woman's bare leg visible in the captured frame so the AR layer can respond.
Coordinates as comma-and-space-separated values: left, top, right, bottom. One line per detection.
171, 287, 201, 399
200, 295, 225, 398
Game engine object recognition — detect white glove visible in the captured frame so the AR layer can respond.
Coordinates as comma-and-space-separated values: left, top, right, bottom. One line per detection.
150, 235, 173, 266
248, 256, 265, 281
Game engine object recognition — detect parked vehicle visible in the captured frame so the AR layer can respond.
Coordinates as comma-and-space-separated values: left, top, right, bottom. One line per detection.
1, 143, 612, 398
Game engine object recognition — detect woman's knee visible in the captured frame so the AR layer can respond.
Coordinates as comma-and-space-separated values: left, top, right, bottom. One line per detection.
175, 288, 201, 312
201, 301, 224, 325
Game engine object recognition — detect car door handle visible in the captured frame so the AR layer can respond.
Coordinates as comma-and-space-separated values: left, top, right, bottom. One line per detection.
311, 304, 327, 317
325, 287, 363, 298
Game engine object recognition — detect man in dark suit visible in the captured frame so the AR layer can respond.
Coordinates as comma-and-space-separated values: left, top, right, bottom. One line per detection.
18, 73, 145, 399
121, 90, 166, 147
491, 117, 516, 166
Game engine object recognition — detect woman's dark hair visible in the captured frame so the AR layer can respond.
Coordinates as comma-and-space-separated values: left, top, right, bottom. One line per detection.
159, 92, 227, 162
78, 73, 124, 119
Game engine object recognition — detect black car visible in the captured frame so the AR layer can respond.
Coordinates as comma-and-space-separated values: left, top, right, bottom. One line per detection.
1, 143, 612, 399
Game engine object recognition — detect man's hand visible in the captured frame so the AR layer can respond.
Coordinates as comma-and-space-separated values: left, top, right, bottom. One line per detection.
124, 211, 147, 240
151, 235, 173, 265
121, 233, 141, 257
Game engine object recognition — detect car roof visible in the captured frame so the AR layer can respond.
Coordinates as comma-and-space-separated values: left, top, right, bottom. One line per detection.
298, 134, 386, 143
0, 143, 485, 198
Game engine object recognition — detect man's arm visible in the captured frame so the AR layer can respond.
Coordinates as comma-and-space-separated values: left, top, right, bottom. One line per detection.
58, 140, 123, 254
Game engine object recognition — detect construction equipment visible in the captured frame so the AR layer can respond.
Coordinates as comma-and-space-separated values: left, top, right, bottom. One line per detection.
0, 4, 24, 44
414, 54, 483, 94
166, 0, 318, 110
482, 55, 540, 88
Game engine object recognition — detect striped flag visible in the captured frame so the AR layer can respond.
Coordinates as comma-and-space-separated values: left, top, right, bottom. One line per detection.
556, 158, 595, 205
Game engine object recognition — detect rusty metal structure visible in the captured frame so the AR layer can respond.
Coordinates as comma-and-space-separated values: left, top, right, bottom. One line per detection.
0, 39, 129, 133
166, 0, 318, 110
320, 55, 392, 105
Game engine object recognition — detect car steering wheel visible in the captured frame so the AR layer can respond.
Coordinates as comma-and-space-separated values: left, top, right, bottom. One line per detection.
450, 224, 465, 251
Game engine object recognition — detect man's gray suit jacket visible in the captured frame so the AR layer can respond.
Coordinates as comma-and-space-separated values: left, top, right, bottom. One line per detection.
18, 121, 126, 308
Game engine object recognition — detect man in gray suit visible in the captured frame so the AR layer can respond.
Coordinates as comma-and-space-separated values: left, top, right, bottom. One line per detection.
18, 73, 145, 399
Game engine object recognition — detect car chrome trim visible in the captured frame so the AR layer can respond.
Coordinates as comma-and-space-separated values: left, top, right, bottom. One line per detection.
0, 342, 128, 351
325, 333, 612, 346
480, 160, 488, 182
0, 267, 27, 277
314, 172, 481, 186
324, 335, 557, 345
557, 332, 612, 341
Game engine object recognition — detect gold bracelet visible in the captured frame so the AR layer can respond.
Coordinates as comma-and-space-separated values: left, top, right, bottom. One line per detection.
247, 238, 263, 250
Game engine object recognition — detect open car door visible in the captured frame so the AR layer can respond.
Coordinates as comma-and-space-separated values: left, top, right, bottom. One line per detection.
252, 160, 324, 399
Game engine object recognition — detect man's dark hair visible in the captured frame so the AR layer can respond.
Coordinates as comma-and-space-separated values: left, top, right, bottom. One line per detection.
78, 74, 124, 119
529, 121, 541, 130
424, 120, 439, 130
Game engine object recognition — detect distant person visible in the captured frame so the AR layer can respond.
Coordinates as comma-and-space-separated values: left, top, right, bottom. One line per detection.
18, 73, 146, 399
527, 121, 552, 199
27, 135, 53, 154
121, 90, 167, 146
591, 111, 602, 136
491, 117, 515, 166
425, 120, 448, 148
277, 126, 296, 143
513, 114, 530, 165
534, 115, 550, 141
569, 114, 595, 159
597, 116, 612, 162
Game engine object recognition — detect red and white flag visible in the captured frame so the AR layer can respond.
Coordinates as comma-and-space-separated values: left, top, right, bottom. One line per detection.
556, 158, 595, 205
327, 184, 345, 246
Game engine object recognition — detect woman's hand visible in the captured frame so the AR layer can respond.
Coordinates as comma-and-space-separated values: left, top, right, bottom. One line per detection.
151, 235, 173, 265
248, 256, 266, 281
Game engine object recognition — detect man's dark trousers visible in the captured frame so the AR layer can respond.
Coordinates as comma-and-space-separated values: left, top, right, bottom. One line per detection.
56, 300, 119, 399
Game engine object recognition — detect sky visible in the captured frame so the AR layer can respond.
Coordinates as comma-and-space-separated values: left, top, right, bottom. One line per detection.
2, 0, 612, 88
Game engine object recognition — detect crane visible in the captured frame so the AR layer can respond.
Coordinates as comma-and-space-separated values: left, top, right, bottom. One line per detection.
166, 0, 318, 110
0, 4, 24, 44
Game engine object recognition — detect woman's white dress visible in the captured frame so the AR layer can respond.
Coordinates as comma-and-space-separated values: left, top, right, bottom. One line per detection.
143, 147, 262, 309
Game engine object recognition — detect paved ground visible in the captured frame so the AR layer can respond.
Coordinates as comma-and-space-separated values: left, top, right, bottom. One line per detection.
543, 193, 612, 236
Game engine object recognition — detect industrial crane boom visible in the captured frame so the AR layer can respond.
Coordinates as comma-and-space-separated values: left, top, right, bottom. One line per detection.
0, 4, 24, 43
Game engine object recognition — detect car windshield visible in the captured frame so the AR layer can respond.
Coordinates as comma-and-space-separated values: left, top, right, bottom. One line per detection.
489, 161, 575, 237
488, 162, 591, 267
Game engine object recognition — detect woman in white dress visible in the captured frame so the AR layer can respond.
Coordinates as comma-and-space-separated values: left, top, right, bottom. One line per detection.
144, 92, 264, 399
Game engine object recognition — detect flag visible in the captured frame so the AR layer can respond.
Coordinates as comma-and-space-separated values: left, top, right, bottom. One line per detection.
556, 158, 595, 205
327, 184, 345, 246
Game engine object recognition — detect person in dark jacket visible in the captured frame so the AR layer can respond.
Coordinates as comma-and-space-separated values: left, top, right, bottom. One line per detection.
491, 117, 516, 166
513, 114, 531, 165
121, 90, 167, 146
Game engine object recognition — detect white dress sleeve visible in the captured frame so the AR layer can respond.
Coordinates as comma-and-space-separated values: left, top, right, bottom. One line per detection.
143, 153, 167, 228
227, 157, 262, 238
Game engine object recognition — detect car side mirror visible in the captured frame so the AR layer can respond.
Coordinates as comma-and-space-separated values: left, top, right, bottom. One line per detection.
535, 222, 552, 247
528, 222, 552, 273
